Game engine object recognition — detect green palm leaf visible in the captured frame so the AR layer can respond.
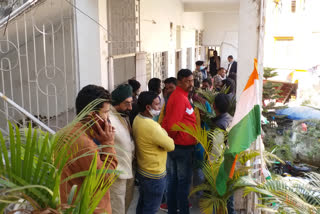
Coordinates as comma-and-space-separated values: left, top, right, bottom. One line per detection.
0, 98, 119, 213
243, 175, 320, 213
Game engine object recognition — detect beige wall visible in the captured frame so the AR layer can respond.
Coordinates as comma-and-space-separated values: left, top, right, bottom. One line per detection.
140, 0, 204, 77
203, 12, 239, 68
140, 0, 203, 53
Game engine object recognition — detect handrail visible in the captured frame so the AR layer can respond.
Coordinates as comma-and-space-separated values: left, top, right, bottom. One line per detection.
0, 0, 39, 28
0, 91, 56, 134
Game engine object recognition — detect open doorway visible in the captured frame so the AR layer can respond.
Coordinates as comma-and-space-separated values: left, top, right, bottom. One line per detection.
186, 48, 192, 70
176, 25, 181, 49
175, 50, 182, 76
207, 46, 221, 61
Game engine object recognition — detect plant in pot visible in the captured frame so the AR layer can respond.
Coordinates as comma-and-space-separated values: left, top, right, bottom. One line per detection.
241, 172, 320, 213
0, 99, 120, 213
171, 123, 274, 214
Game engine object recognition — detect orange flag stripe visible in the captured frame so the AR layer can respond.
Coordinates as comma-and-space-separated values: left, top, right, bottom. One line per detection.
229, 154, 239, 179
243, 58, 259, 92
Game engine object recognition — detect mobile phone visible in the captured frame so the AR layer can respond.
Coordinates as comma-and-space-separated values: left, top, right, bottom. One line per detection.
92, 112, 106, 132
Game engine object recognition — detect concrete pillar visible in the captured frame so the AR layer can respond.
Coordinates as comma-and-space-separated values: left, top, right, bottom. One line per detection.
237, 1, 265, 213
98, 0, 109, 89
136, 52, 147, 91
237, 0, 264, 99
74, 0, 109, 90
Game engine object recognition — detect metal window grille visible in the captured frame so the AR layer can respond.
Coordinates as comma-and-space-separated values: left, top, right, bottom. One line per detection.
152, 52, 161, 79
199, 30, 203, 46
135, 0, 140, 52
107, 0, 137, 56
153, 51, 168, 80
145, 53, 152, 82
195, 30, 199, 46
0, 0, 27, 16
0, 0, 78, 133
186, 48, 192, 70
175, 50, 181, 76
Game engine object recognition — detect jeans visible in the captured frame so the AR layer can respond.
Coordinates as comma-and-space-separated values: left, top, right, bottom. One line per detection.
136, 172, 166, 214
193, 167, 205, 197
227, 195, 236, 214
167, 145, 194, 214
161, 160, 169, 204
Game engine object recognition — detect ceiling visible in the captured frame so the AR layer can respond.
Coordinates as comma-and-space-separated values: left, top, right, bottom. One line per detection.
181, 0, 239, 2
181, 0, 240, 13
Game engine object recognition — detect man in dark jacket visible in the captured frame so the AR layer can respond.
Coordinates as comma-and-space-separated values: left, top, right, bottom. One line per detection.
227, 55, 237, 76
128, 79, 141, 125
209, 50, 221, 77
162, 69, 197, 214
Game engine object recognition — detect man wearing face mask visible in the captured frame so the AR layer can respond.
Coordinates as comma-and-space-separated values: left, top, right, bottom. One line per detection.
199, 62, 207, 80
162, 69, 197, 214
193, 61, 205, 83
133, 91, 175, 214
109, 84, 135, 214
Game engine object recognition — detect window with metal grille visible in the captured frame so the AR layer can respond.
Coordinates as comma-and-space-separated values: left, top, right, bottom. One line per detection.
0, 0, 28, 21
199, 31, 203, 46
107, 0, 137, 56
146, 53, 152, 82
0, 0, 78, 132
195, 30, 199, 46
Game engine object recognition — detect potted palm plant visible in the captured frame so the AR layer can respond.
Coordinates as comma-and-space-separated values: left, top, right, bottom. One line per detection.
171, 123, 260, 214
0, 99, 120, 213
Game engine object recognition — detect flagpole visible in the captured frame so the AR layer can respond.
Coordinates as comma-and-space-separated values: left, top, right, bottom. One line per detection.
255, 66, 265, 183
257, 0, 266, 184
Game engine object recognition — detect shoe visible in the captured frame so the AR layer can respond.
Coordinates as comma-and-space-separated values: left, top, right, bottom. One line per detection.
160, 203, 168, 212
177, 203, 192, 212
160, 203, 192, 212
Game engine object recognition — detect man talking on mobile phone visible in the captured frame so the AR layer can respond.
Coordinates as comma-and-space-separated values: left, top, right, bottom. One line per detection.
60, 84, 117, 214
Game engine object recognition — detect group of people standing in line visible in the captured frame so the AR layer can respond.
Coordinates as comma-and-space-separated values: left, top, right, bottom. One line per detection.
59, 53, 238, 214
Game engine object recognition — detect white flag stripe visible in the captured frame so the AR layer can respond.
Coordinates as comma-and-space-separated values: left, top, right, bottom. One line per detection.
230, 79, 259, 129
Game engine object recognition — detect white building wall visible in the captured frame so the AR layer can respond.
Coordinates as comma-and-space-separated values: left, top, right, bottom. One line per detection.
98, 0, 109, 89
140, 0, 204, 78
264, 0, 320, 69
237, 0, 261, 97
75, 0, 104, 89
203, 12, 239, 68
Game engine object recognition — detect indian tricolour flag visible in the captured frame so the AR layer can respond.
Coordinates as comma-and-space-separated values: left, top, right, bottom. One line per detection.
216, 58, 261, 196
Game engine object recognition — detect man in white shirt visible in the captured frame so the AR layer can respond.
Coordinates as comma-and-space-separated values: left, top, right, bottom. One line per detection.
110, 84, 135, 214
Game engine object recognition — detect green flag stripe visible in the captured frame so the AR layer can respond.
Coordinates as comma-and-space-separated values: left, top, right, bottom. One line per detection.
216, 105, 261, 196
228, 104, 261, 154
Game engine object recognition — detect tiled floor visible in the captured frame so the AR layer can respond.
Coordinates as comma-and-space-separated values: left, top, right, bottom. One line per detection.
127, 186, 201, 214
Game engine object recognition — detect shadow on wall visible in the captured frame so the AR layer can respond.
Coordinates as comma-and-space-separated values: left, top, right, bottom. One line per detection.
220, 42, 238, 69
